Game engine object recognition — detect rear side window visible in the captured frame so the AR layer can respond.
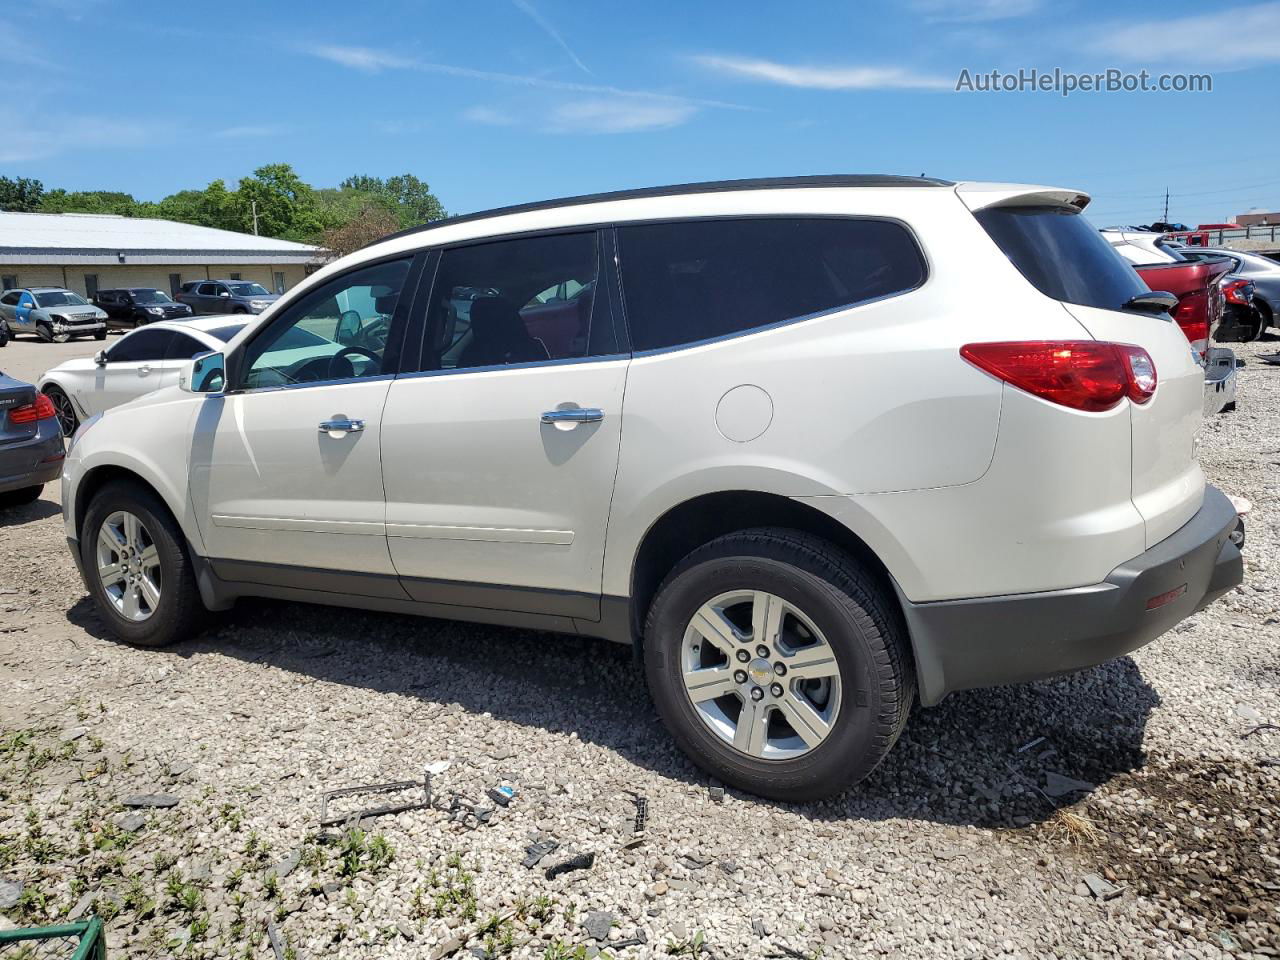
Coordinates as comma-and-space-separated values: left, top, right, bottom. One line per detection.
618, 218, 925, 352
975, 206, 1149, 311
108, 329, 173, 362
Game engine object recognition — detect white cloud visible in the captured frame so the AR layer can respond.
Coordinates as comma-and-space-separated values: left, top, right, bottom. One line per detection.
307, 46, 750, 110
0, 111, 158, 163
692, 55, 951, 90
1092, 2, 1280, 66
908, 0, 1041, 21
548, 99, 696, 134
308, 44, 419, 72
462, 106, 517, 126
511, 0, 591, 75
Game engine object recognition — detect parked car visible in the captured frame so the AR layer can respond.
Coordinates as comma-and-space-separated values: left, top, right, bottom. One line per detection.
1131, 259, 1236, 413
39, 317, 248, 436
0, 368, 63, 506
175, 280, 279, 315
94, 288, 193, 329
1103, 230, 1239, 414
62, 175, 1243, 800
1177, 247, 1280, 340
1219, 277, 1261, 343
0, 287, 107, 342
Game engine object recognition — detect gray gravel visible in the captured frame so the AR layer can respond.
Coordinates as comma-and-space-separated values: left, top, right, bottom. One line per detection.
0, 335, 1277, 958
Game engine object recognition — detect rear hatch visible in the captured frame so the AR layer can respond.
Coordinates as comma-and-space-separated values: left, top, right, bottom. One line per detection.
0, 374, 38, 446
958, 183, 1207, 549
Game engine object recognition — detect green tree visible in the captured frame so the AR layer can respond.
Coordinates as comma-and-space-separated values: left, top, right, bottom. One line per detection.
233, 163, 321, 241
339, 173, 445, 228
155, 180, 239, 231
0, 176, 44, 212
37, 189, 139, 216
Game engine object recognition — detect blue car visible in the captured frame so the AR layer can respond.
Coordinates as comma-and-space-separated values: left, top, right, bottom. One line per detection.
0, 369, 64, 506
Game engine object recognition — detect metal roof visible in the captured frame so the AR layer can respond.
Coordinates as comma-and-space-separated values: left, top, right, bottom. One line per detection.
0, 211, 320, 265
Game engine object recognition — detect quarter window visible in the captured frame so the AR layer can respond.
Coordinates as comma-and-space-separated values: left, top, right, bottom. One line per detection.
426, 231, 611, 372
617, 218, 926, 352
107, 329, 173, 362
240, 258, 411, 389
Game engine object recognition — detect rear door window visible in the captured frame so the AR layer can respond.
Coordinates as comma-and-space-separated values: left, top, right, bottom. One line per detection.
617, 218, 926, 352
164, 333, 209, 360
974, 206, 1149, 311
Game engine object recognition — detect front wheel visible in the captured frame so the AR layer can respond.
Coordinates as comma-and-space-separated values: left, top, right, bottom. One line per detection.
81, 480, 206, 647
644, 528, 914, 802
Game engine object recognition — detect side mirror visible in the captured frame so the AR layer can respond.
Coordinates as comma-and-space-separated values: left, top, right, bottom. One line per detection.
94, 350, 108, 367
218, 291, 230, 298
336, 310, 362, 344
180, 351, 226, 393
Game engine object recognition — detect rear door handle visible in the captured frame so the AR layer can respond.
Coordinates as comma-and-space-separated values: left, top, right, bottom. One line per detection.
319, 417, 365, 436
540, 408, 604, 424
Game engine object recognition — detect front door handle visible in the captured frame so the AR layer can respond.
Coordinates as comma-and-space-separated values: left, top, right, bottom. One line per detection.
319, 417, 365, 436
137, 365, 151, 376
540, 408, 604, 425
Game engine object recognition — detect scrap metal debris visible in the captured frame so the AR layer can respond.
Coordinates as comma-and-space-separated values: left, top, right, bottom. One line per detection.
631, 793, 649, 833
1242, 723, 1279, 739
544, 851, 595, 880
320, 770, 432, 826
1016, 736, 1046, 754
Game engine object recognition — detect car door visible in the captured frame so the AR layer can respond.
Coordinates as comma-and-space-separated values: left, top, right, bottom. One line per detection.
188, 255, 421, 584
380, 229, 628, 620
212, 283, 234, 313
192, 282, 217, 313
0, 291, 20, 327
159, 331, 213, 389
90, 327, 175, 414
14, 292, 36, 332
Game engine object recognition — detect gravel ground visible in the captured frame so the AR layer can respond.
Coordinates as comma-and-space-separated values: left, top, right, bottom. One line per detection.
1, 336, 1277, 959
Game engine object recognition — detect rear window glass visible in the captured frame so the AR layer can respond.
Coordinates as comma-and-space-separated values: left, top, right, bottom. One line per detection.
618, 218, 926, 352
975, 206, 1149, 311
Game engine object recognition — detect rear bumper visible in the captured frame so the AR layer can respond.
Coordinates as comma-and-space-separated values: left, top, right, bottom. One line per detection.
0, 419, 64, 494
1204, 346, 1238, 415
900, 485, 1243, 706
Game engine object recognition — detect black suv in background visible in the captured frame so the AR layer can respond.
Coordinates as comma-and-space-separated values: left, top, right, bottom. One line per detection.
175, 280, 280, 315
94, 289, 193, 329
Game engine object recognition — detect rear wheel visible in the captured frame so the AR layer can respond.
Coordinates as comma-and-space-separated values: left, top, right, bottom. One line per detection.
43, 385, 79, 437
644, 528, 914, 801
81, 481, 206, 647
0, 485, 42, 508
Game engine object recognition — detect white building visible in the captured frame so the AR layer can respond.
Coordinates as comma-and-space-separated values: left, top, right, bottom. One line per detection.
0, 211, 321, 298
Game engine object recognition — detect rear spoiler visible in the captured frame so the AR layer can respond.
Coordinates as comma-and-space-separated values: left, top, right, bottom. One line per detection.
955, 182, 1091, 213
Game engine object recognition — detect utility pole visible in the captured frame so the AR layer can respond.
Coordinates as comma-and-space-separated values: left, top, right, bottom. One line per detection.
251, 200, 260, 236
1162, 188, 1170, 224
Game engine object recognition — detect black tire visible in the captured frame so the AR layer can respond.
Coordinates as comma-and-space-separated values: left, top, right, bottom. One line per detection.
232, 306, 248, 315
93, 330, 107, 341
80, 480, 206, 647
0, 485, 42, 507
644, 528, 914, 802
42, 385, 79, 437
36, 321, 54, 343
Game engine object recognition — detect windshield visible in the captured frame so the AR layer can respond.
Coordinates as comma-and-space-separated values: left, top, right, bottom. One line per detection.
975, 206, 1149, 312
229, 283, 270, 297
34, 290, 89, 307
131, 289, 173, 304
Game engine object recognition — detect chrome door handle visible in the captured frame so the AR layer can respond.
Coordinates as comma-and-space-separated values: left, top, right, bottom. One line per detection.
319, 417, 365, 435
138, 364, 151, 375
540, 408, 604, 424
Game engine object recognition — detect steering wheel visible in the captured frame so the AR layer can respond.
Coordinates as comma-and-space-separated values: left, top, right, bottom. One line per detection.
330, 345, 381, 379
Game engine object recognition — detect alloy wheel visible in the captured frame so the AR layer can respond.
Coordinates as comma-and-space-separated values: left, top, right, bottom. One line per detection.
680, 590, 842, 760
47, 390, 78, 436
96, 511, 162, 622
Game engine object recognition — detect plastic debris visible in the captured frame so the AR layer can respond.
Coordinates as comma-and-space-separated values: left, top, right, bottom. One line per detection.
523, 839, 559, 869
545, 851, 595, 880
1043, 772, 1095, 798
1082, 873, 1124, 900
583, 910, 615, 941
632, 794, 649, 833
487, 785, 517, 807
709, 785, 725, 803
1016, 736, 1046, 754
266, 919, 287, 960
321, 771, 432, 826
122, 793, 179, 808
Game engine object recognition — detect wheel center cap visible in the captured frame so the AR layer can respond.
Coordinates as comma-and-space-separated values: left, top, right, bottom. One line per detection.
748, 657, 772, 685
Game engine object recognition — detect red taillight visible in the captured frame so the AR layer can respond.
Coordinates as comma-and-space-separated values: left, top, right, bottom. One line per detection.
960, 341, 1157, 412
1223, 279, 1253, 306
8, 393, 57, 424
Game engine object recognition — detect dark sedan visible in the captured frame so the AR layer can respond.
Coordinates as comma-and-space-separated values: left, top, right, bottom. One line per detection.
0, 370, 64, 506
94, 288, 193, 330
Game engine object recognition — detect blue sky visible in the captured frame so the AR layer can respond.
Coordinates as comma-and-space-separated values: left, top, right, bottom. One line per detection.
6, 0, 1280, 227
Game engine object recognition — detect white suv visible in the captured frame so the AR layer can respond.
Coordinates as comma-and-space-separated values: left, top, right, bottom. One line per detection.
62, 176, 1244, 800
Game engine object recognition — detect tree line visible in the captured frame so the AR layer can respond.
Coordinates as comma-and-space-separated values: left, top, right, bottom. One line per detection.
0, 165, 446, 258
